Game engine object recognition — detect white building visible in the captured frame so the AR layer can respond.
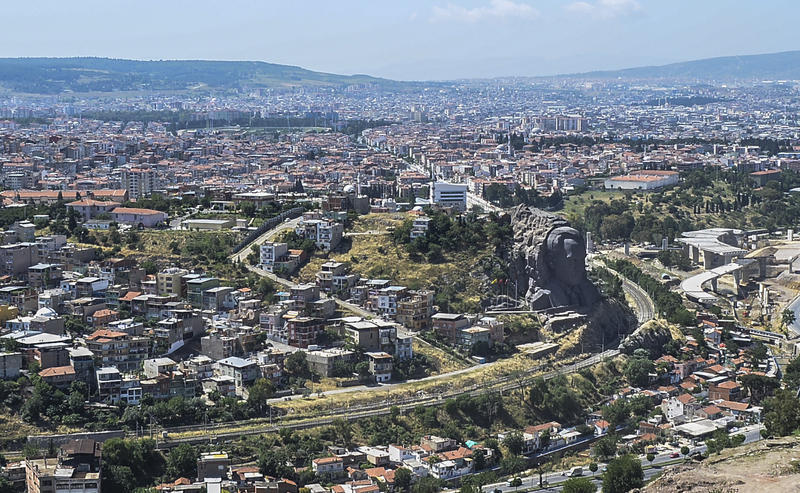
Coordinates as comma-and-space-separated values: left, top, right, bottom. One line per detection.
295, 219, 343, 251
260, 242, 289, 272
430, 182, 467, 211
410, 216, 431, 239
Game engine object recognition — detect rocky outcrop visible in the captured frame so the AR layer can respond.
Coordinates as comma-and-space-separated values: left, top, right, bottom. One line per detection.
509, 205, 600, 311
619, 320, 673, 358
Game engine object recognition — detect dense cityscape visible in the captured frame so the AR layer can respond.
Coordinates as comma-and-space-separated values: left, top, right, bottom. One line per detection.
2, 3, 800, 493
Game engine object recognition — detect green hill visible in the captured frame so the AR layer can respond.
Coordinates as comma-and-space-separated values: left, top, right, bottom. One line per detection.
557, 50, 800, 81
0, 57, 404, 94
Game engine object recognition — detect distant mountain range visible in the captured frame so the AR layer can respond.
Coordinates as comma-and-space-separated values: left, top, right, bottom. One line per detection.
1, 51, 799, 95
556, 50, 800, 81
0, 57, 397, 94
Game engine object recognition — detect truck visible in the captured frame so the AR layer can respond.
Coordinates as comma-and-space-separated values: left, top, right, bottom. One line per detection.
567, 467, 583, 477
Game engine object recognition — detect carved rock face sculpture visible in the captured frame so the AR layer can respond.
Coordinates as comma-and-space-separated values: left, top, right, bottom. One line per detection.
511, 206, 600, 311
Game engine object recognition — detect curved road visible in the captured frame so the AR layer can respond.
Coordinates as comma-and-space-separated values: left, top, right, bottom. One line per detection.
229, 216, 303, 263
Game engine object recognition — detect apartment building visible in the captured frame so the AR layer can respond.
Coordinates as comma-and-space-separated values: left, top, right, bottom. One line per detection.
86, 329, 149, 372
366, 352, 393, 383
0, 242, 38, 276
315, 261, 357, 293
121, 167, 158, 199
187, 277, 220, 308
410, 216, 431, 239
396, 290, 434, 331
0, 352, 22, 379
216, 357, 259, 394
371, 286, 407, 318
294, 217, 343, 251
432, 313, 470, 344
287, 316, 324, 348
260, 242, 290, 272
156, 267, 189, 297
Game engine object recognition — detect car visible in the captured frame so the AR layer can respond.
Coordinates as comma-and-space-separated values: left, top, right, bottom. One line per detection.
670, 452, 680, 458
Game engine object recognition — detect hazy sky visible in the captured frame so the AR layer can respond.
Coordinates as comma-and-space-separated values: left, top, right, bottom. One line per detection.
3, 0, 799, 80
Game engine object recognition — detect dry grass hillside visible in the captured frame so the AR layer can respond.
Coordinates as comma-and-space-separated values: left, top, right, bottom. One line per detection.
294, 213, 495, 313
643, 436, 800, 493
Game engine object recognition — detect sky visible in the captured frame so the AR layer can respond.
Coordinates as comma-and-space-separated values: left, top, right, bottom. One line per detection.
3, 0, 799, 80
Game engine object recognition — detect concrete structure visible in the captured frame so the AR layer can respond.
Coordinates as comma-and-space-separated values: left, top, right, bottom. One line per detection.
680, 262, 746, 304
604, 170, 679, 190
198, 452, 230, 481
25, 439, 101, 493
182, 219, 235, 231
143, 357, 177, 378
216, 356, 259, 394
0, 351, 22, 379
294, 217, 343, 251
677, 228, 747, 270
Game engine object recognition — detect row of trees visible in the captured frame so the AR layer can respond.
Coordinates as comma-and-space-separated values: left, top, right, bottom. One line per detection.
483, 183, 563, 210
605, 259, 695, 325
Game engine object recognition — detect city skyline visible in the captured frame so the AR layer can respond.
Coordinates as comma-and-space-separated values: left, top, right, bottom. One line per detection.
3, 0, 800, 80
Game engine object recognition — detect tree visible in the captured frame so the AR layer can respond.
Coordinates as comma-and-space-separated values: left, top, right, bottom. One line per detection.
247, 378, 275, 414
588, 462, 598, 473
356, 361, 372, 382
594, 434, 618, 461
784, 354, 800, 390
539, 429, 551, 450
680, 446, 689, 457
503, 431, 524, 456
563, 477, 596, 493
782, 309, 796, 328
166, 443, 198, 480
763, 389, 800, 436
413, 476, 442, 493
285, 351, 310, 379
23, 442, 41, 459
103, 465, 136, 493
499, 456, 525, 475
602, 455, 643, 493
258, 449, 294, 479
461, 443, 482, 469
332, 418, 353, 448
624, 357, 654, 387
395, 467, 413, 493
646, 453, 655, 464
0, 476, 15, 493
